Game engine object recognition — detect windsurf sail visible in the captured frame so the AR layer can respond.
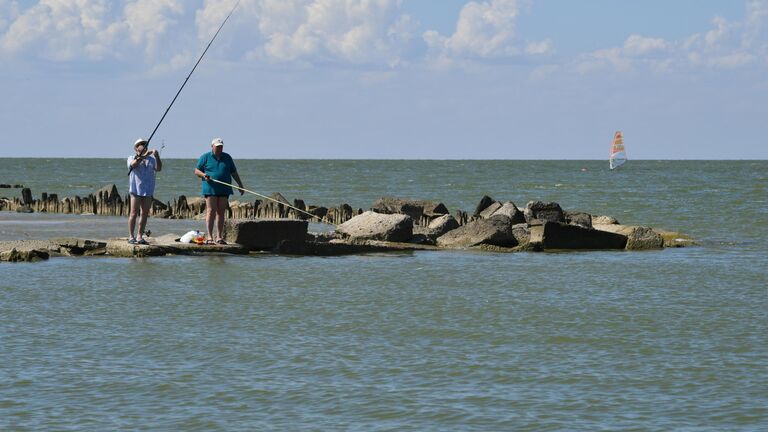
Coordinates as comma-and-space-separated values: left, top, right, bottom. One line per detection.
609, 131, 627, 170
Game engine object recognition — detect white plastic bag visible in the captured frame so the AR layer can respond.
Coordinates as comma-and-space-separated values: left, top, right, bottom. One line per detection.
180, 230, 203, 243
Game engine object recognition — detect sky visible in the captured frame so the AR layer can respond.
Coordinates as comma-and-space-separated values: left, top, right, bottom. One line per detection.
1, 0, 766, 159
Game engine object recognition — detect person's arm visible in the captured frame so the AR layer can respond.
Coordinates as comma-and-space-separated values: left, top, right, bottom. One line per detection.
231, 171, 244, 195
129, 154, 145, 168
194, 167, 211, 181
151, 149, 162, 172
194, 154, 211, 181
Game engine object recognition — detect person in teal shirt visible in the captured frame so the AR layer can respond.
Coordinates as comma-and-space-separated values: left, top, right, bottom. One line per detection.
194, 138, 244, 244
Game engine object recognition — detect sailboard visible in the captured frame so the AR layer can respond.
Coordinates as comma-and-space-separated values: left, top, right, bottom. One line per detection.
609, 131, 627, 170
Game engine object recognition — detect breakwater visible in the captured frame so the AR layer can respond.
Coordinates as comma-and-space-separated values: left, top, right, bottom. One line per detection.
0, 184, 363, 225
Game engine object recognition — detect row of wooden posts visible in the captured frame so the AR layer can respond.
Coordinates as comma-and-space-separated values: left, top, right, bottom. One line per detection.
0, 185, 360, 226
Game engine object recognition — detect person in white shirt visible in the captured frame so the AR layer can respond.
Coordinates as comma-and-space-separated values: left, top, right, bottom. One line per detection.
127, 138, 162, 244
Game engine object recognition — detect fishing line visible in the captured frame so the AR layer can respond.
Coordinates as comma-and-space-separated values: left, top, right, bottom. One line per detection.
208, 178, 338, 227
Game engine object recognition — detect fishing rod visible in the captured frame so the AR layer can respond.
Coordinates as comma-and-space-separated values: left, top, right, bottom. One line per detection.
209, 178, 338, 227
128, 0, 240, 177
146, 0, 241, 146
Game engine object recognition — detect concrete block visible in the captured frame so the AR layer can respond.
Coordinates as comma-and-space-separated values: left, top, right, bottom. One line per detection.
224, 218, 308, 251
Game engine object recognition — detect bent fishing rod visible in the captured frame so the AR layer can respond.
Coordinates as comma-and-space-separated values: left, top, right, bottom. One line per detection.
130, 0, 241, 175
209, 178, 339, 227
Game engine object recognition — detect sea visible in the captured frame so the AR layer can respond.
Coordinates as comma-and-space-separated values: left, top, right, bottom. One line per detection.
1, 159, 766, 431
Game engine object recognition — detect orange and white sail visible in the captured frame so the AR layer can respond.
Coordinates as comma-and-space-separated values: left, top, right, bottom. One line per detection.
609, 131, 627, 170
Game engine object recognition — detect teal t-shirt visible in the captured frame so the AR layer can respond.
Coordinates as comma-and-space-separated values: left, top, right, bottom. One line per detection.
196, 151, 237, 196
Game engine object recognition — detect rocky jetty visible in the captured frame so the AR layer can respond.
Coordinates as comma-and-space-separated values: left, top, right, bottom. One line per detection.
1, 187, 697, 262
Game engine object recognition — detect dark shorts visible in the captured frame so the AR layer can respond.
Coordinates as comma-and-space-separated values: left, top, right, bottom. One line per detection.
204, 194, 229, 198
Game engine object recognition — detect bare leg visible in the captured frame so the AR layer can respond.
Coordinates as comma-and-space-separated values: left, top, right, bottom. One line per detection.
137, 196, 151, 241
205, 196, 217, 242
215, 196, 227, 241
128, 194, 140, 240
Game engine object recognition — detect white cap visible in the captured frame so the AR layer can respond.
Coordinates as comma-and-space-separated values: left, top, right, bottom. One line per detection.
134, 138, 148, 148
211, 138, 224, 147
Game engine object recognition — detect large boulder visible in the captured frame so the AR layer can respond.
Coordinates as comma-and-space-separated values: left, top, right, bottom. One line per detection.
473, 195, 496, 217
427, 214, 460, 237
224, 218, 308, 251
593, 224, 665, 250
490, 201, 526, 224
371, 197, 448, 225
530, 221, 627, 250
336, 211, 413, 242
626, 226, 664, 250
524, 201, 565, 224
436, 215, 517, 248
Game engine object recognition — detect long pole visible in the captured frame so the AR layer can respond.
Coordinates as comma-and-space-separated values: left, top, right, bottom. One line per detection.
146, 0, 241, 145
209, 178, 338, 227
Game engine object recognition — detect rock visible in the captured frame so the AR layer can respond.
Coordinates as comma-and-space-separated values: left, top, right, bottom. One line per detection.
524, 201, 565, 224
473, 195, 495, 217
478, 201, 502, 219
308, 206, 328, 220
51, 238, 108, 255
371, 197, 424, 221
412, 214, 461, 245
656, 230, 697, 247
594, 224, 679, 249
529, 221, 627, 250
371, 197, 448, 225
565, 211, 592, 228
224, 218, 308, 251
511, 223, 532, 246
427, 214, 460, 237
593, 215, 619, 225
16, 205, 33, 213
436, 215, 517, 248
423, 202, 449, 218
490, 201, 526, 224
625, 226, 664, 250
0, 248, 50, 262
336, 211, 413, 242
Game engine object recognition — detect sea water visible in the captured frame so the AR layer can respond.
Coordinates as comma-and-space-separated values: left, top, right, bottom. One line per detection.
1, 159, 766, 430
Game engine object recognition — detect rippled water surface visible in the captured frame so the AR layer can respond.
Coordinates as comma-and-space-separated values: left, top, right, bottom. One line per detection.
1, 159, 767, 430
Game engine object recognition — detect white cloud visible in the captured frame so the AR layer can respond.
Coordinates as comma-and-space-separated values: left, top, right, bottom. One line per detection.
623, 34, 667, 56
1, 0, 111, 60
576, 1, 768, 74
0, 0, 184, 61
426, 0, 521, 58
124, 0, 183, 56
422, 0, 549, 67
195, 0, 416, 67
